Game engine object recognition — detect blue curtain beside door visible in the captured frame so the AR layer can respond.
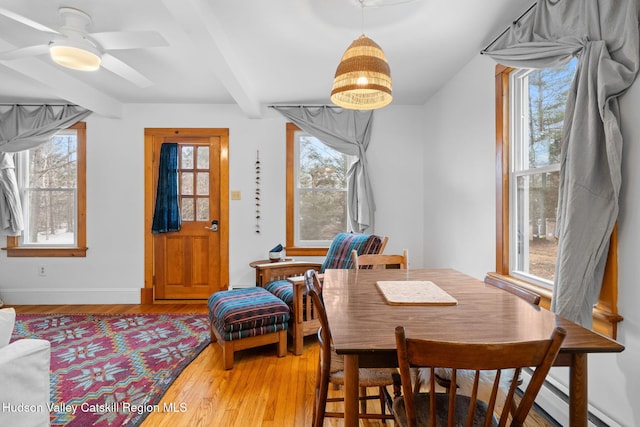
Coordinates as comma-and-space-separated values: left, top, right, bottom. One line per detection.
152, 142, 181, 233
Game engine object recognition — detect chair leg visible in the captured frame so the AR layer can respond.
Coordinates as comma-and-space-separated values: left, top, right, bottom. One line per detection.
378, 386, 386, 421
293, 320, 304, 356
360, 386, 367, 413
314, 362, 330, 427
393, 372, 402, 398
312, 356, 321, 426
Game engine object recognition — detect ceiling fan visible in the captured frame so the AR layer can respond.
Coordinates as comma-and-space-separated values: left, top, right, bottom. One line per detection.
0, 6, 168, 87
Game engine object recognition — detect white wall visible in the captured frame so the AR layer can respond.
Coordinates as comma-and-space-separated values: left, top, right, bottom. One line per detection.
421, 57, 496, 279
0, 103, 425, 303
422, 53, 640, 426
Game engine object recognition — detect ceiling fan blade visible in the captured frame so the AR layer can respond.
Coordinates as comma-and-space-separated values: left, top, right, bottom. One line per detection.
0, 7, 59, 34
100, 53, 153, 88
0, 44, 49, 61
90, 31, 168, 50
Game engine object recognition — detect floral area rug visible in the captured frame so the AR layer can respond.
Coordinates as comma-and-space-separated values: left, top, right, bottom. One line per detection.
11, 313, 210, 427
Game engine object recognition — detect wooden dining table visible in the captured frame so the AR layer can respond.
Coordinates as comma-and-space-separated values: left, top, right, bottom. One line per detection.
322, 268, 625, 427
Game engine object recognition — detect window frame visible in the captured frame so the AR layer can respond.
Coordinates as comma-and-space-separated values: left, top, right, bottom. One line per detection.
508, 66, 563, 288
4, 121, 87, 257
285, 123, 350, 256
488, 65, 621, 338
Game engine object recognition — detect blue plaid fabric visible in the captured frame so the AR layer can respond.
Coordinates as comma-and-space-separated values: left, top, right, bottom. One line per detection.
265, 279, 294, 307
262, 234, 385, 318
319, 233, 385, 272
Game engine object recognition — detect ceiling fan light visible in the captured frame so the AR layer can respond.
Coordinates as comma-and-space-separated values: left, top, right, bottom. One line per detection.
50, 42, 101, 71
331, 35, 392, 110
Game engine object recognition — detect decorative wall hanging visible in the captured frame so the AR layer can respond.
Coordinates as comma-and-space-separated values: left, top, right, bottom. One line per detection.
255, 150, 261, 234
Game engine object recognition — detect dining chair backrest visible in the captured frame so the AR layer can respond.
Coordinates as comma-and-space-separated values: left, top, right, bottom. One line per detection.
305, 268, 399, 426
352, 248, 408, 270
304, 269, 330, 348
394, 325, 566, 427
484, 276, 541, 305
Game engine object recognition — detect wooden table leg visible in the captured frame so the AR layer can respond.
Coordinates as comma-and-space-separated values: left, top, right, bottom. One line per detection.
569, 353, 588, 427
344, 354, 360, 427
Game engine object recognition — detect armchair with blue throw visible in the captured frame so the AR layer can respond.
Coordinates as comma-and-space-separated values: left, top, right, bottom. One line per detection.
254, 233, 387, 355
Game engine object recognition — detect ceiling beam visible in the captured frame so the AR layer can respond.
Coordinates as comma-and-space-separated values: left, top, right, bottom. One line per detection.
0, 40, 123, 118
161, 0, 263, 119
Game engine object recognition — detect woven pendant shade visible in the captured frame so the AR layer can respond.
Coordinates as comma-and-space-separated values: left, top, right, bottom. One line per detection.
330, 34, 392, 110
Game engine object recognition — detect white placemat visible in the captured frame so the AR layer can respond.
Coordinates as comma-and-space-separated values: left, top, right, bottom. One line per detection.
376, 280, 458, 306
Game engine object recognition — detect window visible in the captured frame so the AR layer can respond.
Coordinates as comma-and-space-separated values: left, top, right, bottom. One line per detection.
491, 65, 621, 338
5, 122, 87, 257
286, 123, 351, 255
179, 144, 210, 222
509, 61, 576, 287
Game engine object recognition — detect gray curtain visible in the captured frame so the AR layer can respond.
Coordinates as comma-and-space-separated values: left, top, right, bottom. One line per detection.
272, 106, 376, 233
484, 0, 639, 326
0, 153, 22, 235
0, 104, 91, 236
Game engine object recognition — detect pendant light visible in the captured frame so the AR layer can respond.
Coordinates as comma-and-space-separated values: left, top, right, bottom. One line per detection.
330, 0, 392, 110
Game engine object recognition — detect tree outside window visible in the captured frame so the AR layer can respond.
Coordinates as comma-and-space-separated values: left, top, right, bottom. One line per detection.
23, 131, 78, 245
5, 122, 87, 257
510, 59, 576, 286
286, 123, 351, 255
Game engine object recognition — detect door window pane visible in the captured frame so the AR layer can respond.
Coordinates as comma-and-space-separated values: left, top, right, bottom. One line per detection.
181, 146, 194, 169
196, 172, 209, 195
181, 172, 194, 195
196, 198, 209, 221
197, 146, 209, 169
181, 198, 194, 221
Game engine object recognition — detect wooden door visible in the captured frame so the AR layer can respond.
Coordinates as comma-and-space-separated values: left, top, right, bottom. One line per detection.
144, 128, 229, 301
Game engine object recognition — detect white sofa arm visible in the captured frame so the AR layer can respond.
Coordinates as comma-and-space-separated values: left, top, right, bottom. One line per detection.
0, 339, 51, 427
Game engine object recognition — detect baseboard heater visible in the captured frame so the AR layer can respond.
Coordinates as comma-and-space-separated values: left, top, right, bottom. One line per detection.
520, 368, 621, 427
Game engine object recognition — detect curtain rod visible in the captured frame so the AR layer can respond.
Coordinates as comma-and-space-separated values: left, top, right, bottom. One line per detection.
0, 103, 80, 106
480, 2, 536, 54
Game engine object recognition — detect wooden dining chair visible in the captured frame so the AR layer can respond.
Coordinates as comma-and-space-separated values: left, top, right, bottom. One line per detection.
351, 248, 408, 270
393, 325, 566, 427
415, 278, 542, 408
304, 269, 401, 427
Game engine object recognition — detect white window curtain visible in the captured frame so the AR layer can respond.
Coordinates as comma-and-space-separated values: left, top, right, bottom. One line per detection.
272, 106, 376, 233
483, 0, 639, 327
0, 104, 91, 236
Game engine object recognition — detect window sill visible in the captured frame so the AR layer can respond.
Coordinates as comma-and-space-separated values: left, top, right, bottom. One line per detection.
285, 247, 328, 257
3, 247, 88, 257
484, 272, 622, 339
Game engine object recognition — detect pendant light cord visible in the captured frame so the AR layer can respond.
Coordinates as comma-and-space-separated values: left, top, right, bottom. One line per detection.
360, 0, 365, 35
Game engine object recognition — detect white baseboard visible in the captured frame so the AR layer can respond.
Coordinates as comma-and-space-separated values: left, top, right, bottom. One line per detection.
0, 288, 141, 305
521, 369, 621, 427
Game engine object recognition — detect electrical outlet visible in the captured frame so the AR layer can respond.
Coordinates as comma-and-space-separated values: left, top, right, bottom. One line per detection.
38, 266, 46, 277
231, 190, 241, 200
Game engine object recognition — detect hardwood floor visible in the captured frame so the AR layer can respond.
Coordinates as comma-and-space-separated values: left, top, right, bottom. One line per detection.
11, 304, 557, 427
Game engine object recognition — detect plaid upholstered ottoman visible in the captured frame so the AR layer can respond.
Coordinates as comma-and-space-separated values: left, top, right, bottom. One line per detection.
208, 287, 290, 369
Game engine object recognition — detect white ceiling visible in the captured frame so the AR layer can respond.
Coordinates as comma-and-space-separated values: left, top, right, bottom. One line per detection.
0, 0, 532, 118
